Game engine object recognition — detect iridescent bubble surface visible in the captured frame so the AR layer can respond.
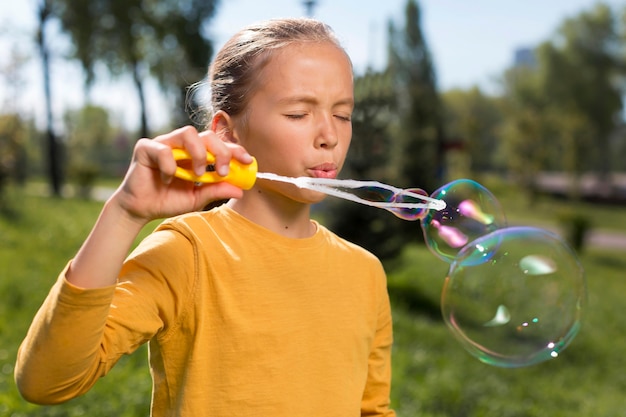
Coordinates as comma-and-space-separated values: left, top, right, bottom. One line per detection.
325, 184, 431, 221
441, 227, 586, 368
421, 179, 506, 263
390, 188, 429, 220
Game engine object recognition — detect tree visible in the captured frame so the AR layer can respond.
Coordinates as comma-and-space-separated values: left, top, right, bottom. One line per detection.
500, 65, 554, 199
326, 69, 410, 260
64, 105, 114, 198
52, 0, 220, 137
501, 3, 624, 200
540, 3, 622, 194
442, 87, 504, 176
387, 0, 444, 193
327, 0, 445, 259
0, 114, 29, 209
0, 41, 31, 199
36, 0, 63, 196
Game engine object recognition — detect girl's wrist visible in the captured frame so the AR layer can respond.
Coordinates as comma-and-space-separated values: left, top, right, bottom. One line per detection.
103, 193, 153, 235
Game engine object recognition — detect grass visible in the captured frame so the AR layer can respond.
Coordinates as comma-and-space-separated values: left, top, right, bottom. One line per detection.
0, 187, 156, 417
386, 244, 626, 416
1, 182, 625, 416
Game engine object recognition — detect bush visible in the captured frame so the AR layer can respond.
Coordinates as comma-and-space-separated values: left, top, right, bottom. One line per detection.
557, 209, 592, 253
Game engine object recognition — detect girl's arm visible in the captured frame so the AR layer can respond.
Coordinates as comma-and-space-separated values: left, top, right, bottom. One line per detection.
15, 126, 252, 403
67, 126, 252, 289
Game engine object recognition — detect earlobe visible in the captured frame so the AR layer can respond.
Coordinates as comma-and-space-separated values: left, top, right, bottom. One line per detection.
211, 110, 238, 143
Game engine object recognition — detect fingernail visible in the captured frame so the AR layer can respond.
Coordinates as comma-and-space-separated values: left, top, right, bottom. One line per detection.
217, 165, 229, 176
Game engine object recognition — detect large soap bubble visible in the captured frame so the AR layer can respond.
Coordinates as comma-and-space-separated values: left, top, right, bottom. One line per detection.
441, 226, 586, 368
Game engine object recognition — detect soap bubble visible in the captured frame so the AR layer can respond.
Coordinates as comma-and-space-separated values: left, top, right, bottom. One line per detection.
328, 185, 430, 221
421, 179, 507, 262
390, 188, 430, 221
441, 226, 586, 368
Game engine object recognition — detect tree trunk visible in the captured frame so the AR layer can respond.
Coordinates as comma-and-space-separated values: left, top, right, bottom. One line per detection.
131, 60, 149, 139
37, 0, 62, 196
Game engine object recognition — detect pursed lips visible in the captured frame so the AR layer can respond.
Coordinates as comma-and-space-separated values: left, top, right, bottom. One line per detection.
308, 162, 338, 179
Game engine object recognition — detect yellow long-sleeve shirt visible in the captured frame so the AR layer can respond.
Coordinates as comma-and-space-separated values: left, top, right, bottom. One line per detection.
16, 206, 395, 416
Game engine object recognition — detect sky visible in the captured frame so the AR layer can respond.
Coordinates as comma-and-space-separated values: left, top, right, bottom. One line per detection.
0, 0, 623, 131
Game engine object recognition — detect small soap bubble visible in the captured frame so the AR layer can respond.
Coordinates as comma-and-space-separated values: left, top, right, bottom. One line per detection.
341, 185, 395, 203
421, 179, 507, 263
441, 227, 586, 368
334, 185, 431, 221
390, 188, 429, 221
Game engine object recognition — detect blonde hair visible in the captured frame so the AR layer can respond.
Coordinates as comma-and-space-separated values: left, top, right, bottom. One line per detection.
189, 18, 350, 128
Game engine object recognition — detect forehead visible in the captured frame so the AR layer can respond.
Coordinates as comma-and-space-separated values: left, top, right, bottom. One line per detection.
255, 41, 353, 96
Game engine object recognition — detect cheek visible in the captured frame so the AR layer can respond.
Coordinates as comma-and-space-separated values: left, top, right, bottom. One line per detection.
247, 140, 297, 173
339, 127, 353, 152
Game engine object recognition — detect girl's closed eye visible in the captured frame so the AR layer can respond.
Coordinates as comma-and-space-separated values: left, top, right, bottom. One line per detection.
334, 114, 352, 122
284, 113, 307, 120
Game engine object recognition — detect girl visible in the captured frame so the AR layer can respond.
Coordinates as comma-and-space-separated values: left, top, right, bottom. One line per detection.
16, 18, 395, 417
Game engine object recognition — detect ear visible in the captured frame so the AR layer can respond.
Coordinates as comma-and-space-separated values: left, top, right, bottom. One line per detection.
211, 110, 238, 143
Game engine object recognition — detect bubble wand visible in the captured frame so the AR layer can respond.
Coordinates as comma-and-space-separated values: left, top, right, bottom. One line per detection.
171, 149, 446, 214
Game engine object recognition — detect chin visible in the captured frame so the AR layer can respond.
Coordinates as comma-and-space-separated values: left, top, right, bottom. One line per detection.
294, 189, 327, 205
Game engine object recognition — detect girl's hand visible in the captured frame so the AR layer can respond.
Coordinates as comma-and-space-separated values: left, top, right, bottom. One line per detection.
110, 126, 253, 224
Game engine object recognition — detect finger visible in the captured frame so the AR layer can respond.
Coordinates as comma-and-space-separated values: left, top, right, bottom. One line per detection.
134, 138, 177, 177
198, 131, 254, 172
156, 126, 208, 177
152, 142, 179, 184
199, 130, 234, 177
176, 126, 210, 177
224, 142, 254, 165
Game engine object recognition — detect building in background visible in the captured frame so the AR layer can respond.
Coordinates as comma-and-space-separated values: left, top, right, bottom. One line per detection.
513, 47, 536, 69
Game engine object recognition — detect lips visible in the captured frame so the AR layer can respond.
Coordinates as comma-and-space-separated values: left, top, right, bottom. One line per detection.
309, 163, 338, 179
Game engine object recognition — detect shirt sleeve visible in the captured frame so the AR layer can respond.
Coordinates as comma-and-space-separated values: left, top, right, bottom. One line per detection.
14, 227, 195, 405
361, 272, 397, 417
14, 264, 117, 404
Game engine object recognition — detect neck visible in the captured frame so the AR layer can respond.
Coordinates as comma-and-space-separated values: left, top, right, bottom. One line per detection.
226, 192, 316, 239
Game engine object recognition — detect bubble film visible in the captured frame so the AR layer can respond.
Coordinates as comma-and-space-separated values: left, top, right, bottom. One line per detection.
390, 188, 429, 221
421, 179, 507, 263
441, 227, 586, 368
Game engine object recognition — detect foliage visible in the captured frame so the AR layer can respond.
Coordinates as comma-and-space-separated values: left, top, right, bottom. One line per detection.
0, 115, 28, 208
499, 65, 554, 197
557, 208, 593, 253
327, 69, 410, 260
441, 87, 505, 178
500, 3, 624, 199
541, 3, 622, 177
51, 0, 221, 136
387, 0, 444, 193
63, 105, 113, 198
331, 0, 446, 260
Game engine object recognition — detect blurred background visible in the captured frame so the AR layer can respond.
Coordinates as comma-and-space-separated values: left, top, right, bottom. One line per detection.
2, 0, 626, 416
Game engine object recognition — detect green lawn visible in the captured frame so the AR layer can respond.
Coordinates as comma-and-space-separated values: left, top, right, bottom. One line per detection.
387, 244, 626, 416
1, 183, 624, 416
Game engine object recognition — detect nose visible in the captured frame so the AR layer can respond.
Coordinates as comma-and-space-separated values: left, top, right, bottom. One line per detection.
314, 113, 339, 149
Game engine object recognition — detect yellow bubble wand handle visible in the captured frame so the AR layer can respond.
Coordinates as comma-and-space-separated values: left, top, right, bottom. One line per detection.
171, 148, 258, 190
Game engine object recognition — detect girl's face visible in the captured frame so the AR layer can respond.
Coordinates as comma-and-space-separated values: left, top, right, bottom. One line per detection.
233, 41, 354, 204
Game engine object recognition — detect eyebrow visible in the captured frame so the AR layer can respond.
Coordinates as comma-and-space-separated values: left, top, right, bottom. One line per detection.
277, 95, 354, 108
